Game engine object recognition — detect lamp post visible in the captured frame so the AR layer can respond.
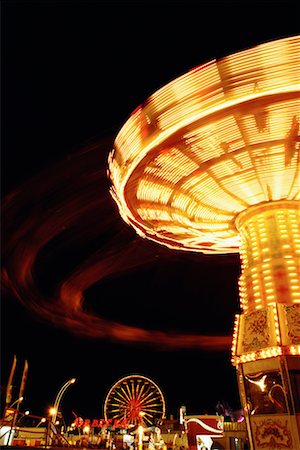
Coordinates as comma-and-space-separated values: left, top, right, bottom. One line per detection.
36, 417, 46, 428
51, 378, 76, 425
6, 396, 24, 445
8, 396, 23, 409
15, 410, 30, 427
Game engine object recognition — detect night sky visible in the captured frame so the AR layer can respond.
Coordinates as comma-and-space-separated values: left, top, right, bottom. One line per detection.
2, 0, 299, 426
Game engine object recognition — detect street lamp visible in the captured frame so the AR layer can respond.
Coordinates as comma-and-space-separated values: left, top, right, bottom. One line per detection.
15, 410, 30, 427
51, 378, 76, 425
9, 396, 23, 409
36, 417, 46, 428
6, 396, 24, 444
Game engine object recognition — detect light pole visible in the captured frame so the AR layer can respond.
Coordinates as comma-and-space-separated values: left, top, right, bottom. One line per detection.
6, 396, 24, 445
8, 396, 23, 409
35, 417, 46, 428
15, 410, 30, 427
51, 378, 76, 426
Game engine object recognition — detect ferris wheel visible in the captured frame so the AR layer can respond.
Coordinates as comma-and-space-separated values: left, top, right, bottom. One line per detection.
103, 374, 166, 427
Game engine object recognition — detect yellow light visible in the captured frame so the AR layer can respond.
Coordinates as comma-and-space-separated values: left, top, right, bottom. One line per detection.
246, 374, 267, 391
108, 37, 300, 374
109, 36, 300, 255
49, 407, 57, 416
231, 314, 240, 363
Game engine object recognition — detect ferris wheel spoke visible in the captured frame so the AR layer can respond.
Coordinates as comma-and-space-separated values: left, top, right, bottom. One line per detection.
130, 381, 136, 400
121, 385, 132, 401
109, 400, 127, 406
110, 407, 124, 412
136, 382, 147, 400
141, 383, 152, 396
109, 408, 123, 415
147, 397, 161, 406
144, 416, 154, 426
135, 380, 142, 398
125, 383, 134, 401
111, 397, 128, 408
113, 390, 130, 404
144, 410, 161, 416
140, 390, 158, 404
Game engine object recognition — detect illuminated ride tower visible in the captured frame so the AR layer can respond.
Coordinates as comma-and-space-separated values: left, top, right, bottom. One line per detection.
108, 36, 300, 450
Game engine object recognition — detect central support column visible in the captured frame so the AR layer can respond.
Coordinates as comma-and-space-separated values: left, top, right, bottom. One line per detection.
231, 201, 300, 450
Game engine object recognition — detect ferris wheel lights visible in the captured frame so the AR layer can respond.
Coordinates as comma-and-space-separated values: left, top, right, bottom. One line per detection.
104, 375, 166, 427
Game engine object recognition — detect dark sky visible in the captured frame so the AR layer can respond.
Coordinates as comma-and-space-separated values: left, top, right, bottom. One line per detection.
1, 0, 299, 426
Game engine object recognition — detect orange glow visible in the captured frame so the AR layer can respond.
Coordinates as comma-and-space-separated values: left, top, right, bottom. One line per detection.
236, 201, 300, 313
231, 302, 300, 364
49, 407, 56, 416
1, 141, 232, 351
108, 36, 300, 366
231, 314, 240, 364
233, 345, 295, 365
2, 37, 299, 356
108, 36, 299, 254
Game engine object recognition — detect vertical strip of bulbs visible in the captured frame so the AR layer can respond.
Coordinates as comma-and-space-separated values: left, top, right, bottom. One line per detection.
231, 314, 240, 364
272, 303, 281, 345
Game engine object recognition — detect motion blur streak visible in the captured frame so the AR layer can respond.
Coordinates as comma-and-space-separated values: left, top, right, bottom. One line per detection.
2, 139, 231, 351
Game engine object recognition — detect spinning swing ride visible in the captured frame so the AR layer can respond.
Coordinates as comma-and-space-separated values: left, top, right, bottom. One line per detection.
108, 35, 300, 450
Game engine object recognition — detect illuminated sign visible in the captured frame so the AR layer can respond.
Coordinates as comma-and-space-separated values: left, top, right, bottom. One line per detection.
73, 418, 128, 429
185, 415, 224, 437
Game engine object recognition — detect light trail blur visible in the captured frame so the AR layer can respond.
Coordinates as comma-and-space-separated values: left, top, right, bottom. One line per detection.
2, 138, 234, 351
